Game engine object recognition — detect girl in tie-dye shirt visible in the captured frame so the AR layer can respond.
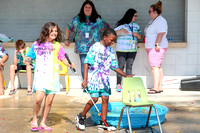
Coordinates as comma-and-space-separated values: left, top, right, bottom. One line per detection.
26, 22, 75, 132
64, 0, 110, 78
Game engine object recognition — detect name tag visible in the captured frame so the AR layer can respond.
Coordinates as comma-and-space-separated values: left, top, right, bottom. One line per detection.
85, 32, 89, 38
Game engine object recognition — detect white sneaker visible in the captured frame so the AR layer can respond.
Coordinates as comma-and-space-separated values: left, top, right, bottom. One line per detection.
98, 120, 116, 131
75, 113, 86, 130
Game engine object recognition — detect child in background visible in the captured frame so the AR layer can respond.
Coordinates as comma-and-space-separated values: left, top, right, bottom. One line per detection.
26, 22, 75, 132
76, 28, 134, 131
0, 43, 9, 95
9, 40, 35, 95
114, 8, 142, 92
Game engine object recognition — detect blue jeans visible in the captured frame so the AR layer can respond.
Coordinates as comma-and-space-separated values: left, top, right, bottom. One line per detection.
79, 54, 87, 79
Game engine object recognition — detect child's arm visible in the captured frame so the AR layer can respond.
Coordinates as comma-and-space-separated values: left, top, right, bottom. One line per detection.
62, 58, 75, 69
13, 50, 18, 65
114, 68, 135, 78
82, 63, 89, 89
19, 48, 26, 64
0, 54, 9, 67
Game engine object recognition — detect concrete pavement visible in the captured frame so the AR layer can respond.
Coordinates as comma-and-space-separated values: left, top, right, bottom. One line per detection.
0, 88, 200, 133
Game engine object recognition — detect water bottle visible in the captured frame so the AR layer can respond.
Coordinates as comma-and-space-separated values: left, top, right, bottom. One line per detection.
168, 37, 173, 42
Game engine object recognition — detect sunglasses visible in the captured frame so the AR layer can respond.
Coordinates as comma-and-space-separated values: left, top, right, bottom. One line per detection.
148, 10, 153, 13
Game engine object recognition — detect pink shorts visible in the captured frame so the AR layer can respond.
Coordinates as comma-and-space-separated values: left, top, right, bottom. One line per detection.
146, 48, 167, 67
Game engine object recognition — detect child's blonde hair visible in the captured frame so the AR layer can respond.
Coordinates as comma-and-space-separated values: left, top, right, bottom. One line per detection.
15, 40, 26, 50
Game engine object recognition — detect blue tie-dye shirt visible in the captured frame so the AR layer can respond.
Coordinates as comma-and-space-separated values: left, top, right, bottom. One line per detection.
17, 47, 35, 67
0, 43, 8, 60
67, 16, 110, 54
84, 42, 119, 94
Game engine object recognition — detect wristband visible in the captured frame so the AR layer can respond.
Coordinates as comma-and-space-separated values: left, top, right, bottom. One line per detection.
65, 39, 69, 41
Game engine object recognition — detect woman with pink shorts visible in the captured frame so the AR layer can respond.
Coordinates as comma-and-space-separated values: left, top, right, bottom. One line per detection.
144, 1, 168, 94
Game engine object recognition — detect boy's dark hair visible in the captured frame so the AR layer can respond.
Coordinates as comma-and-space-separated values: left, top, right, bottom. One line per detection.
78, 0, 101, 23
103, 28, 117, 37
15, 40, 26, 50
115, 8, 137, 27
37, 22, 63, 45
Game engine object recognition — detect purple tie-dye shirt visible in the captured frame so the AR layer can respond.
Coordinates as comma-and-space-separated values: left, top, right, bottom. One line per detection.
84, 42, 119, 94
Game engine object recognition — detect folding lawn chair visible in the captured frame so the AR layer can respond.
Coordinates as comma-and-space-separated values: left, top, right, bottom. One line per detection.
117, 77, 163, 133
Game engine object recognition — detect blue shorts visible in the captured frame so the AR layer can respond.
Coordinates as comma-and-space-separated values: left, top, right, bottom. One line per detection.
90, 92, 109, 98
35, 88, 57, 95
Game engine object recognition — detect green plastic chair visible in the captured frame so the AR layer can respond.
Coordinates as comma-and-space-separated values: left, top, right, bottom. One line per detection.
117, 77, 163, 133
17, 70, 34, 89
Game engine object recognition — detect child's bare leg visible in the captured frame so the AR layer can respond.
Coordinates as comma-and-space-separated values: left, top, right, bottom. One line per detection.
32, 91, 45, 125
9, 65, 17, 90
81, 97, 98, 116
0, 69, 4, 95
101, 96, 109, 120
26, 64, 32, 91
40, 93, 55, 127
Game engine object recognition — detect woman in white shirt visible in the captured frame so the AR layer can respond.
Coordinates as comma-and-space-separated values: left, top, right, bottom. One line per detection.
144, 1, 168, 94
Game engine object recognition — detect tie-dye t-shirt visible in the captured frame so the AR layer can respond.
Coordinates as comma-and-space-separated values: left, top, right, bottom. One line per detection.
0, 44, 8, 60
114, 22, 142, 52
26, 41, 65, 92
67, 16, 110, 54
84, 42, 119, 94
17, 47, 35, 67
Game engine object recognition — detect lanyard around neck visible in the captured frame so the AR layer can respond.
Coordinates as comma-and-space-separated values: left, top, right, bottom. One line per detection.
127, 23, 135, 40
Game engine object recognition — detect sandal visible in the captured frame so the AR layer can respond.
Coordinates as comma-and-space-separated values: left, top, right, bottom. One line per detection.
27, 90, 32, 95
30, 121, 39, 131
39, 125, 52, 131
9, 89, 17, 95
149, 89, 163, 92
148, 89, 161, 94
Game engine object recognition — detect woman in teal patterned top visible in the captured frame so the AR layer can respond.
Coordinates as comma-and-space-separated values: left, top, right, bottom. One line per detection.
64, 0, 110, 78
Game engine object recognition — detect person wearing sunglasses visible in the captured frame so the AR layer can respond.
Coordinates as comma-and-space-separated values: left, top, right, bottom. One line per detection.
144, 1, 168, 94
114, 8, 142, 92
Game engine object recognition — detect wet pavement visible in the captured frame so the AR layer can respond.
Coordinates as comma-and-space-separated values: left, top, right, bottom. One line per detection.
0, 88, 200, 133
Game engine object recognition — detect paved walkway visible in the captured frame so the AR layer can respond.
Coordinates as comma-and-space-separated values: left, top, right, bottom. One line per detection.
0, 88, 200, 133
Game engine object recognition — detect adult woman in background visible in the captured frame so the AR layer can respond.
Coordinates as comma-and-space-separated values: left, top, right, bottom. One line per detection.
114, 8, 142, 92
144, 1, 168, 94
64, 0, 110, 78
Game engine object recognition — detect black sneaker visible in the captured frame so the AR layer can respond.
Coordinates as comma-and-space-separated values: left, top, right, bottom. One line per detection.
75, 113, 86, 130
98, 120, 116, 131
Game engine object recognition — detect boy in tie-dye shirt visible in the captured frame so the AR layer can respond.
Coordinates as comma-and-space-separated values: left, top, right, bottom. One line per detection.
76, 28, 134, 131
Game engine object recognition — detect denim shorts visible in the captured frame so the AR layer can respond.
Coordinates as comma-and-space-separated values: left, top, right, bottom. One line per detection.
35, 88, 57, 95
90, 92, 109, 98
